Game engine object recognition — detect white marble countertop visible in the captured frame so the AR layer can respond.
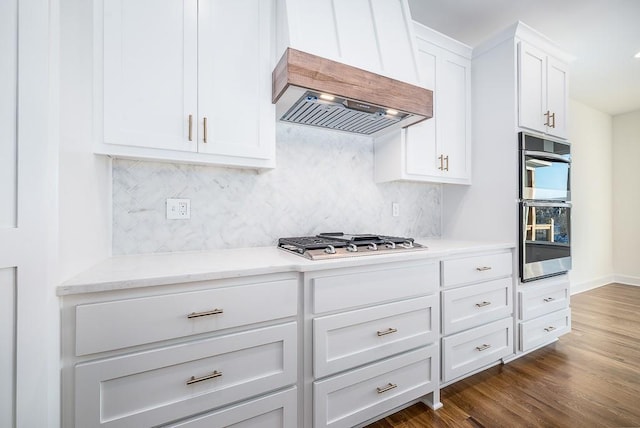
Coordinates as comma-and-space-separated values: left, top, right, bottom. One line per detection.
57, 239, 515, 296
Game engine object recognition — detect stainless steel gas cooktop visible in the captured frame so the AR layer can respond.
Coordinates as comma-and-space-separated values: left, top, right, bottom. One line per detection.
277, 233, 427, 260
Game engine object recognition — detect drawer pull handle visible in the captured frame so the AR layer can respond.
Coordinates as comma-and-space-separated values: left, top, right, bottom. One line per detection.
476, 266, 492, 271
475, 344, 491, 352
186, 370, 222, 385
475, 301, 491, 308
543, 297, 555, 302
544, 326, 556, 332
377, 327, 398, 337
376, 383, 397, 394
187, 308, 224, 319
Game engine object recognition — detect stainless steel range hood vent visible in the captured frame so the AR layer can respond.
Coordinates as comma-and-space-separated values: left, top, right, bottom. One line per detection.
272, 48, 433, 137
281, 91, 410, 135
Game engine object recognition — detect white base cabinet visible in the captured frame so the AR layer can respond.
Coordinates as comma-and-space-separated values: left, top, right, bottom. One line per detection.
440, 250, 515, 384
61, 273, 299, 428
517, 275, 571, 352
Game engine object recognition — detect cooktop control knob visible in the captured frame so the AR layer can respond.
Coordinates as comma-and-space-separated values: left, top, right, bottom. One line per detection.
368, 243, 378, 251
324, 245, 336, 254
347, 243, 358, 252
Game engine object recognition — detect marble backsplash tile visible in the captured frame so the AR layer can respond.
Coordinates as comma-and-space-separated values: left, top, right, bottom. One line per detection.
112, 123, 441, 255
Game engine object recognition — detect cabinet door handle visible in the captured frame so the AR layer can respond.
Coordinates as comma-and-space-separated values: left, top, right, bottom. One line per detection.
203, 117, 208, 143
475, 344, 491, 352
544, 326, 556, 332
544, 110, 551, 126
444, 155, 449, 171
376, 383, 397, 394
475, 301, 491, 308
438, 154, 444, 170
188, 114, 193, 141
550, 112, 556, 128
543, 297, 555, 302
186, 370, 222, 385
187, 308, 223, 319
476, 266, 492, 272
376, 327, 398, 337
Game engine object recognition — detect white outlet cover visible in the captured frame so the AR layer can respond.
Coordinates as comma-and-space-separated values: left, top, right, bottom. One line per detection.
166, 198, 191, 220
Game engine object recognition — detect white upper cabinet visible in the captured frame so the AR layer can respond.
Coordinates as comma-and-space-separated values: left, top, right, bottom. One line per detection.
95, 0, 276, 169
197, 0, 274, 160
375, 23, 471, 184
277, 0, 421, 85
518, 41, 569, 139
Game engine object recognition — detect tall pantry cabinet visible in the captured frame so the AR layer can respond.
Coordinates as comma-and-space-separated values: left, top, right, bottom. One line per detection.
442, 21, 573, 356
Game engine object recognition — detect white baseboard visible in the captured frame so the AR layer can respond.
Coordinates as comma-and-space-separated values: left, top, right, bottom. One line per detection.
613, 275, 640, 287
571, 275, 615, 295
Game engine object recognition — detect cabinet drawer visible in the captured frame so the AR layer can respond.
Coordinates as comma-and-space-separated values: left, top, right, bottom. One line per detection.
519, 278, 569, 321
75, 278, 297, 355
520, 308, 571, 352
313, 345, 437, 428
442, 251, 512, 288
75, 323, 297, 428
442, 317, 513, 382
311, 262, 438, 314
313, 295, 438, 378
162, 387, 298, 428
442, 278, 513, 335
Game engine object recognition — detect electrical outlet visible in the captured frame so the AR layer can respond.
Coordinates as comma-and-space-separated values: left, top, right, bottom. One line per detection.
166, 198, 191, 220
392, 202, 400, 217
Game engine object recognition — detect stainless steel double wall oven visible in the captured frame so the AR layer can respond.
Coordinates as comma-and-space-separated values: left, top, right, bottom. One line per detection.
519, 132, 571, 282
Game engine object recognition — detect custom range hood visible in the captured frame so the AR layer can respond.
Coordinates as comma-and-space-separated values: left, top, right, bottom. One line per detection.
271, 0, 433, 137
272, 48, 433, 136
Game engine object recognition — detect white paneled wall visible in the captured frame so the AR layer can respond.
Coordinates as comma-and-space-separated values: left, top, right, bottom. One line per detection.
0, 0, 17, 229
0, 268, 15, 428
112, 124, 442, 255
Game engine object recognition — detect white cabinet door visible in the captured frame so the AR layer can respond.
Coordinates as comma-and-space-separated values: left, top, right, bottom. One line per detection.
518, 41, 546, 135
102, 0, 198, 152
197, 0, 274, 160
438, 50, 471, 180
405, 39, 438, 177
518, 41, 568, 139
546, 56, 569, 139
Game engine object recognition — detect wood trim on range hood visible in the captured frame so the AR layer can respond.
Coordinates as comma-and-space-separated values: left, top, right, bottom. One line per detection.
272, 48, 433, 135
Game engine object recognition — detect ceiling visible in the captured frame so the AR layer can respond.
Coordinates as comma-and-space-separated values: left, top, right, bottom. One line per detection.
408, 0, 640, 116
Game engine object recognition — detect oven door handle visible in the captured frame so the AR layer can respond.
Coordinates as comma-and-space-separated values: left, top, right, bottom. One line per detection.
523, 150, 571, 163
522, 201, 572, 208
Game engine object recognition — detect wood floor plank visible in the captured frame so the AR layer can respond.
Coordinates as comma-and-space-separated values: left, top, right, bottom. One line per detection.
365, 284, 640, 428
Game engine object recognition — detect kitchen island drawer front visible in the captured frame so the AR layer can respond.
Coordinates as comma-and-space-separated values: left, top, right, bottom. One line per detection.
520, 308, 571, 352
442, 277, 513, 335
75, 323, 297, 428
75, 278, 297, 355
162, 387, 298, 428
311, 262, 438, 314
314, 345, 437, 428
519, 278, 569, 321
314, 295, 438, 378
442, 251, 512, 288
442, 317, 513, 382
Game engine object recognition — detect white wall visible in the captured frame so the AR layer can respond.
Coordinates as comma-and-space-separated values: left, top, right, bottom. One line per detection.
612, 109, 640, 285
58, 0, 111, 282
568, 99, 615, 293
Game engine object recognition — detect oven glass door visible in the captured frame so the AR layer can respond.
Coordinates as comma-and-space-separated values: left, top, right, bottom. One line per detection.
521, 201, 571, 281
522, 152, 571, 200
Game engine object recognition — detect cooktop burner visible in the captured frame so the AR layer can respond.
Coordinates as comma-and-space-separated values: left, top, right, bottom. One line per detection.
278, 232, 426, 260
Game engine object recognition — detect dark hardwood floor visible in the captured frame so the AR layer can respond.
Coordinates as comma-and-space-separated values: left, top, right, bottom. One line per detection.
365, 283, 640, 428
